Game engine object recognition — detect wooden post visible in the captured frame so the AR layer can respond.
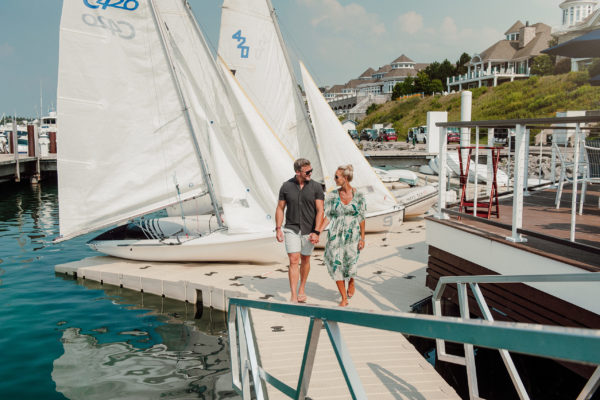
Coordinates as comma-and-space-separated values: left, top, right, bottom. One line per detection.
27, 124, 35, 156
49, 132, 57, 153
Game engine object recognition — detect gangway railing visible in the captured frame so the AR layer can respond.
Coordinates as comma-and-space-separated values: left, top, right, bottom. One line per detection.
433, 272, 600, 400
228, 274, 600, 400
435, 116, 600, 243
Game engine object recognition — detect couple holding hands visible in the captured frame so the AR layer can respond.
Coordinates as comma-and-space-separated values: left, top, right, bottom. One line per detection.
275, 158, 366, 307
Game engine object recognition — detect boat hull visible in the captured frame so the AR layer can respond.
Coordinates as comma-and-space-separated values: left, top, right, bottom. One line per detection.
392, 185, 437, 218
88, 216, 287, 263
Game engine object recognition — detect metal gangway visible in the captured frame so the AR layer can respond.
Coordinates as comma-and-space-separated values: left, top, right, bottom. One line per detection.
228, 273, 600, 400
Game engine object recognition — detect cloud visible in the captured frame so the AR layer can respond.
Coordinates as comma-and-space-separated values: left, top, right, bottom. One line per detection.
398, 11, 423, 34
438, 17, 501, 52
298, 0, 385, 37
0, 43, 14, 58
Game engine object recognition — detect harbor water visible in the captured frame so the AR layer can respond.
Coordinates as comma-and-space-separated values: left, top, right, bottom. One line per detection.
0, 180, 236, 399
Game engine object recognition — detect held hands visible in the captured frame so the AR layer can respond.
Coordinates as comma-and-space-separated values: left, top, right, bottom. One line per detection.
308, 232, 320, 244
357, 239, 365, 251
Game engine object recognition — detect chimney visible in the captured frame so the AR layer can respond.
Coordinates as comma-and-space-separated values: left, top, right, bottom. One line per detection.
519, 23, 536, 49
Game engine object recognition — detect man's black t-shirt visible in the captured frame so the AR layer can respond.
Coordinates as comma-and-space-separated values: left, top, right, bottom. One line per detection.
278, 177, 324, 235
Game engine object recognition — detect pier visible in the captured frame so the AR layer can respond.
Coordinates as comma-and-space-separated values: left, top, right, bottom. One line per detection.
56, 219, 461, 399
0, 154, 57, 183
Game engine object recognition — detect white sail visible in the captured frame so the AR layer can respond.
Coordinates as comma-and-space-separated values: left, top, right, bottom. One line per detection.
154, 0, 294, 232
218, 0, 324, 182
300, 62, 398, 214
57, 0, 206, 240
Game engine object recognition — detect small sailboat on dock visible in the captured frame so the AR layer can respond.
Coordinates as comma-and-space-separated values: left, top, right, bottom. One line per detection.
56, 0, 293, 263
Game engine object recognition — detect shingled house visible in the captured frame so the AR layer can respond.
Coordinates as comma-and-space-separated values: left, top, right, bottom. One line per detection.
447, 21, 552, 91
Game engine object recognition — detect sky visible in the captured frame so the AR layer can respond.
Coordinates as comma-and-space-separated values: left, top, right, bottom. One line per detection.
0, 0, 560, 117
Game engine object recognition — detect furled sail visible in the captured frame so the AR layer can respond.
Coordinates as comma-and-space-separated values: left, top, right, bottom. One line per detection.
218, 0, 324, 182
57, 0, 207, 240
300, 62, 398, 214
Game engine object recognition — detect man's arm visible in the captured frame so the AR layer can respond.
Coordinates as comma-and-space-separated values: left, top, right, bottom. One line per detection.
309, 198, 324, 244
275, 199, 286, 242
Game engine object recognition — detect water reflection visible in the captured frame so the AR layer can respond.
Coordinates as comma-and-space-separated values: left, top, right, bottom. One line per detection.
53, 278, 239, 399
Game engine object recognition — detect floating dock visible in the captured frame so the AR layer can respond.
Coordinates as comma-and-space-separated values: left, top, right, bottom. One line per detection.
56, 218, 460, 399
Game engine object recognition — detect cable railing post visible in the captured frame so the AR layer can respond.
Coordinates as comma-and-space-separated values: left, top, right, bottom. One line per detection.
507, 124, 527, 243
437, 126, 449, 219
296, 317, 323, 399
228, 305, 241, 392
524, 129, 531, 196
240, 307, 266, 400
474, 126, 480, 214
469, 283, 530, 400
237, 307, 251, 398
457, 283, 481, 399
570, 123, 580, 242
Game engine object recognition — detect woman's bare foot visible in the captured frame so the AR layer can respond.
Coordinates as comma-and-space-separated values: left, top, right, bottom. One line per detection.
347, 279, 355, 298
338, 299, 349, 307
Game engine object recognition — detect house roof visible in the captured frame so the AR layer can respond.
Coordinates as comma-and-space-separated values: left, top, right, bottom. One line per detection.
391, 54, 415, 63
414, 63, 430, 71
359, 67, 375, 78
383, 68, 416, 79
512, 23, 552, 60
325, 84, 346, 94
504, 20, 524, 35
345, 79, 363, 89
470, 22, 552, 63
559, 0, 597, 7
374, 64, 392, 74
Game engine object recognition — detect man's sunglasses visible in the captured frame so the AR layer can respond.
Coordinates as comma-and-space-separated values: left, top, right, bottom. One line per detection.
303, 169, 313, 175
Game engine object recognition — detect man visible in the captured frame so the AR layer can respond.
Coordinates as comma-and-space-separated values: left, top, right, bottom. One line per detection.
275, 158, 324, 303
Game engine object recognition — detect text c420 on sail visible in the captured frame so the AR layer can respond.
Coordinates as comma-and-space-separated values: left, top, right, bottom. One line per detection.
83, 0, 139, 11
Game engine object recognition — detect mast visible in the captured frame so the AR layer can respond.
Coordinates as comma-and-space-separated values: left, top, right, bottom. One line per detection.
264, 0, 327, 180
148, 0, 224, 228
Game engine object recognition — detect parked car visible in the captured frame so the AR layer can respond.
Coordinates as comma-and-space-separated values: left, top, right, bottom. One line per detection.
447, 127, 460, 144
360, 129, 378, 141
415, 126, 427, 144
378, 128, 397, 142
348, 129, 359, 140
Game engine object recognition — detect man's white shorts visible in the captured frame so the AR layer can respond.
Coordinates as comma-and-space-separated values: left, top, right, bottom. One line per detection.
283, 228, 315, 256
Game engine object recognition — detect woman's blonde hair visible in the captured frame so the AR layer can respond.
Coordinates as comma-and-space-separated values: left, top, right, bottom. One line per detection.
337, 164, 354, 182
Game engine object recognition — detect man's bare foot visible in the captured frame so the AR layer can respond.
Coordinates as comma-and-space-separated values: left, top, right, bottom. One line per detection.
297, 293, 307, 303
290, 297, 298, 303
338, 299, 348, 307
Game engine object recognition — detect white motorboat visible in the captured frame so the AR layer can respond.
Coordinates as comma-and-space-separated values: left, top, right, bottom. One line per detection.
374, 167, 419, 186
392, 185, 438, 218
57, 0, 294, 263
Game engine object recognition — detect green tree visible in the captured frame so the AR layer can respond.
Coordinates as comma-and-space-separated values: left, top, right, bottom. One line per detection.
424, 59, 456, 90
530, 55, 553, 76
392, 76, 415, 99
456, 52, 472, 75
414, 71, 432, 94
554, 58, 571, 75
429, 79, 444, 94
366, 103, 379, 115
587, 58, 600, 78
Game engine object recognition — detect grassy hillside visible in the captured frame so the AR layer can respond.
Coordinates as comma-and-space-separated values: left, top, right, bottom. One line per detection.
357, 72, 600, 140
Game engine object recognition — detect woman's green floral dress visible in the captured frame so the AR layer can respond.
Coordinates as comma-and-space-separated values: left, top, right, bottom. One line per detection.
323, 189, 366, 281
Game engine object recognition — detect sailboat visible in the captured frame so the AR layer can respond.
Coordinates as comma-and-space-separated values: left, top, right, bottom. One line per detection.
217, 0, 403, 232
56, 0, 292, 263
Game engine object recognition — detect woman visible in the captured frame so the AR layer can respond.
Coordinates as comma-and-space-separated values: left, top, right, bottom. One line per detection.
318, 164, 366, 306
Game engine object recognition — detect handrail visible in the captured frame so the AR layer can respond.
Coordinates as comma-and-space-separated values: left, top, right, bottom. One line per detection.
435, 115, 596, 243
228, 277, 600, 399
432, 272, 600, 400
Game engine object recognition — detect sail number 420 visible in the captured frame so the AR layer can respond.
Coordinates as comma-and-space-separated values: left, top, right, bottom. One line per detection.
232, 30, 249, 59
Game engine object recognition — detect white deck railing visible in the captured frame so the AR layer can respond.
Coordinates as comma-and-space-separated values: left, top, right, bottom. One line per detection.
435, 115, 600, 244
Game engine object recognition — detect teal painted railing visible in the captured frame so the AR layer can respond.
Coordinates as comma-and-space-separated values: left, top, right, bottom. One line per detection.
228, 273, 600, 399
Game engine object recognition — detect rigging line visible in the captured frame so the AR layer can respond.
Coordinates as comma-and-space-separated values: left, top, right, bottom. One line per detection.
185, 0, 218, 57
275, 9, 325, 86
148, 0, 224, 229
